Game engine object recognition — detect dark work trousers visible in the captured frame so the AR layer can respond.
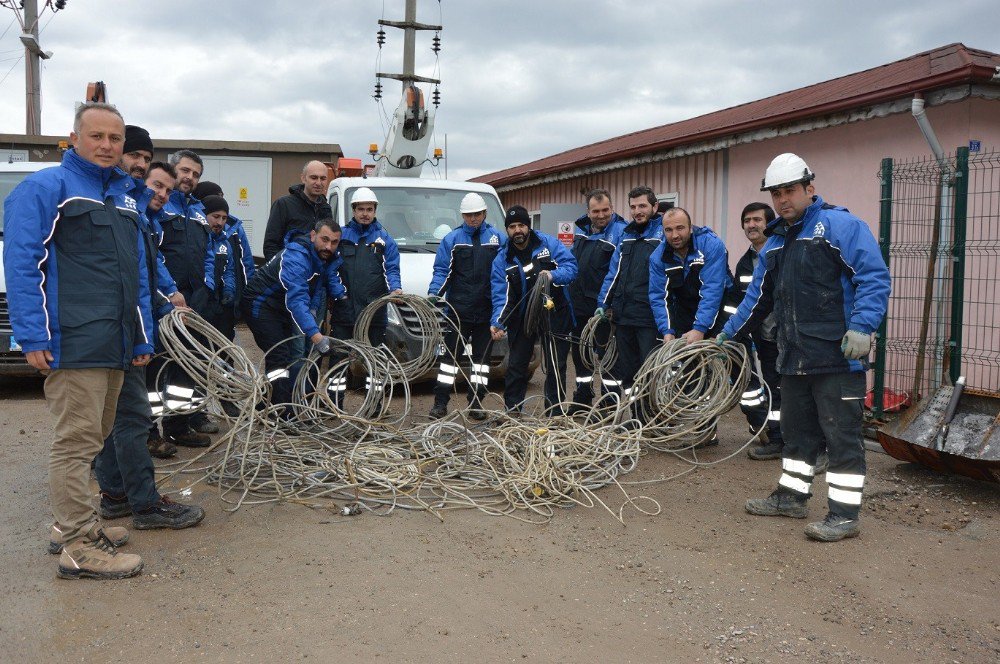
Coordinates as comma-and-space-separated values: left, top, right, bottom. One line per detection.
433, 320, 493, 408
331, 323, 387, 401
609, 324, 660, 395
738, 336, 783, 444
93, 365, 160, 511
567, 316, 611, 404
161, 285, 210, 436
246, 307, 303, 406
504, 324, 569, 413
777, 372, 866, 519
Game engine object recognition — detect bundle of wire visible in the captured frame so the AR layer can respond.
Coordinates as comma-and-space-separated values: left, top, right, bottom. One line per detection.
153, 306, 762, 524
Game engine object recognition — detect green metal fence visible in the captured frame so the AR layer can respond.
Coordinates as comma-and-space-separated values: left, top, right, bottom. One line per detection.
873, 147, 1000, 418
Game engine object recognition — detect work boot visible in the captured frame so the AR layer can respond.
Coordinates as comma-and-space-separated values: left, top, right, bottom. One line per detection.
565, 402, 591, 416
146, 433, 177, 459
429, 403, 448, 419
694, 427, 719, 449
132, 496, 206, 530
804, 512, 861, 542
814, 451, 829, 475
164, 428, 211, 448
747, 440, 784, 460
190, 412, 219, 434
48, 523, 129, 555
99, 492, 133, 520
221, 400, 242, 418
467, 408, 487, 421
57, 532, 143, 580
745, 489, 809, 518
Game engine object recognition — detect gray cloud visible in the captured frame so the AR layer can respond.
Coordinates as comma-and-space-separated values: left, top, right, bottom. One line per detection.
1, 0, 997, 182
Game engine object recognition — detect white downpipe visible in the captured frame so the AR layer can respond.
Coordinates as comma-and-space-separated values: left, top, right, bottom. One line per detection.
911, 94, 953, 391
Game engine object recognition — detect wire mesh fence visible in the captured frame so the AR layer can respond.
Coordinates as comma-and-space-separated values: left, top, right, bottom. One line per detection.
873, 148, 1000, 418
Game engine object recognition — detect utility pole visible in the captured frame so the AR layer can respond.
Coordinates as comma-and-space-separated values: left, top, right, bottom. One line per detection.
19, 0, 52, 135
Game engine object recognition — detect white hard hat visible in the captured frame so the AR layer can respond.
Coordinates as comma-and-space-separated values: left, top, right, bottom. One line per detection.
460, 192, 488, 214
351, 187, 378, 206
761, 153, 815, 191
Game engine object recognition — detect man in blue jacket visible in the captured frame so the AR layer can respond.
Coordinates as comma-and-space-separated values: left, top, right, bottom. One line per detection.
159, 149, 217, 440
88, 135, 205, 536
564, 189, 626, 413
329, 187, 403, 349
242, 219, 347, 407
428, 193, 505, 420
648, 207, 734, 344
649, 207, 735, 445
202, 195, 238, 340
719, 153, 890, 542
490, 206, 578, 416
3, 102, 153, 579
194, 181, 255, 307
596, 186, 663, 405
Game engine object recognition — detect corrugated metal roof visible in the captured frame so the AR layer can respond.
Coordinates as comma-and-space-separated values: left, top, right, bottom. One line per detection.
474, 43, 1000, 187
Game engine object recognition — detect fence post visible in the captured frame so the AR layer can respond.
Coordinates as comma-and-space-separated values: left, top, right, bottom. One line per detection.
873, 157, 893, 419
949, 147, 969, 385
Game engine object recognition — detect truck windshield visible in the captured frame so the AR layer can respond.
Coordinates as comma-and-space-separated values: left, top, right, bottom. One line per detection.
345, 186, 505, 246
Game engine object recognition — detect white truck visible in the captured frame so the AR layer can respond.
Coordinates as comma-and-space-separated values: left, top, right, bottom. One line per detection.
0, 160, 53, 376
326, 176, 530, 380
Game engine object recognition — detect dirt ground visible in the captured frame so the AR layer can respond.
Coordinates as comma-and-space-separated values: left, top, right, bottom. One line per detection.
0, 353, 997, 663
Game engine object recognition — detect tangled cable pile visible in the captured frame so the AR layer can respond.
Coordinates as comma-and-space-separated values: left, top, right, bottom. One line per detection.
154, 306, 761, 524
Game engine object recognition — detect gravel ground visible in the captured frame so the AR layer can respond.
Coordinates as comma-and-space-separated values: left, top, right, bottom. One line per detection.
0, 339, 997, 663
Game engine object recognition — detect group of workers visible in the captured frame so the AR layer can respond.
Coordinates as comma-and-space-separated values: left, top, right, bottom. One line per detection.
1, 101, 889, 581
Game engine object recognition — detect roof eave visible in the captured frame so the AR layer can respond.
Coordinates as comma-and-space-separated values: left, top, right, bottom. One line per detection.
478, 63, 997, 188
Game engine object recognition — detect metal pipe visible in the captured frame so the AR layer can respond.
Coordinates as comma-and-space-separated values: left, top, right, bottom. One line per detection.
911, 94, 953, 391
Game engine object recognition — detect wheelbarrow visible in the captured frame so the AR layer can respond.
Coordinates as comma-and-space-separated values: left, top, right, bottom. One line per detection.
876, 381, 1000, 483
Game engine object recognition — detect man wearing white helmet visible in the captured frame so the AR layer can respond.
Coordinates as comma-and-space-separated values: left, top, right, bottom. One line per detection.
427, 193, 506, 419
329, 187, 403, 352
718, 153, 890, 542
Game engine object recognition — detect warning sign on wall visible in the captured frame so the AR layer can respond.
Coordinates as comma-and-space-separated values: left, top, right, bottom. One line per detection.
557, 221, 574, 247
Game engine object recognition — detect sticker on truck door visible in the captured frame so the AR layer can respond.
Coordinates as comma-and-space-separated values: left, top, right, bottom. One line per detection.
9, 336, 21, 352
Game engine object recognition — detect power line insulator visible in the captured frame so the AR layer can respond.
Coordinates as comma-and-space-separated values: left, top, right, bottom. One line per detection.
432, 86, 441, 108
54, 1, 69, 10
373, 82, 383, 101
431, 34, 441, 54
376, 28, 386, 47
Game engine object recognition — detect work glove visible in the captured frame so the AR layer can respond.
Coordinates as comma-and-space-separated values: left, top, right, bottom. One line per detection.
314, 336, 334, 357
714, 331, 730, 346
841, 330, 872, 360
427, 295, 441, 304
594, 307, 606, 320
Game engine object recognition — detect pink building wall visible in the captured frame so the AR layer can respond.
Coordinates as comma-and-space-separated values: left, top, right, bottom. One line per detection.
502, 96, 1000, 273
724, 97, 1000, 264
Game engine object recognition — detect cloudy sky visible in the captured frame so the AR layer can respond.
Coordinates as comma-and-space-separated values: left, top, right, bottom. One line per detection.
0, 0, 998, 181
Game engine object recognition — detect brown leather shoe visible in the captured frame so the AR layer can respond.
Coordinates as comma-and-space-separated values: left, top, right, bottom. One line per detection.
147, 434, 177, 458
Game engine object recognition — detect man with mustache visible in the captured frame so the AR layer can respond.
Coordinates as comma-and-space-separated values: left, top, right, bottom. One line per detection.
733, 202, 786, 460
490, 205, 578, 416
91, 148, 206, 533
242, 219, 347, 408
595, 186, 664, 409
563, 189, 626, 414
158, 149, 218, 441
720, 153, 890, 542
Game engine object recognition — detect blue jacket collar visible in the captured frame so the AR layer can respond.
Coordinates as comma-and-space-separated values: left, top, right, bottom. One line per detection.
348, 218, 383, 235
624, 214, 662, 237
62, 148, 131, 195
